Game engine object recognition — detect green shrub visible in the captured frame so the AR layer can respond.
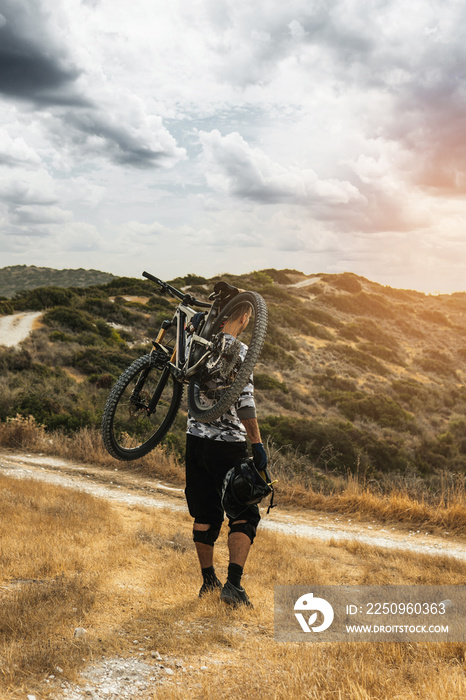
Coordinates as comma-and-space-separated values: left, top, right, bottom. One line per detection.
304, 323, 334, 341
418, 309, 451, 326
339, 319, 397, 348
394, 318, 425, 338
382, 286, 424, 302
13, 286, 76, 311
417, 351, 457, 379
261, 342, 296, 369
358, 342, 404, 366
269, 303, 333, 338
322, 291, 394, 319
102, 276, 152, 296
339, 325, 359, 342
325, 273, 362, 294
391, 379, 429, 411
0, 348, 33, 372
254, 373, 288, 392
252, 271, 275, 286
183, 273, 208, 286
0, 300, 14, 315
327, 343, 389, 376
313, 371, 358, 393
260, 415, 359, 471
72, 348, 137, 376
49, 331, 74, 343
260, 284, 296, 302
257, 269, 294, 284
260, 415, 412, 474
88, 374, 114, 389
305, 305, 341, 328
334, 393, 415, 431
266, 327, 299, 352
43, 307, 96, 333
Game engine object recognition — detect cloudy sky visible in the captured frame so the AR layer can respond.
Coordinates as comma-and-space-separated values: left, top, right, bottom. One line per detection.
1, 0, 466, 292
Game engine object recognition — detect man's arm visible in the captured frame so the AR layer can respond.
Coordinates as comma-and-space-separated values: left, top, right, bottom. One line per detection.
240, 417, 262, 444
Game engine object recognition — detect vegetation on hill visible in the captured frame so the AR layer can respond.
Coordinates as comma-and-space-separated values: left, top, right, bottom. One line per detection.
0, 265, 116, 298
0, 268, 465, 505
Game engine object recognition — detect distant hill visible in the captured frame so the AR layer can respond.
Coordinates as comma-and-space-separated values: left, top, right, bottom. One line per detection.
0, 265, 117, 298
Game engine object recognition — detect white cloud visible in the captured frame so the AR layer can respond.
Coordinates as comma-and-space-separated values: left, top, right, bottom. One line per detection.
0, 128, 41, 165
0, 169, 57, 205
198, 129, 361, 206
10, 205, 72, 225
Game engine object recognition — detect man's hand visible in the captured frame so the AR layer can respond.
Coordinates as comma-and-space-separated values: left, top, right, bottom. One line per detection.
252, 442, 267, 472
240, 417, 268, 472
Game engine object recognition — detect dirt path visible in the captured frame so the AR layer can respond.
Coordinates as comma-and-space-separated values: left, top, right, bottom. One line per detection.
1, 448, 465, 562
0, 311, 43, 348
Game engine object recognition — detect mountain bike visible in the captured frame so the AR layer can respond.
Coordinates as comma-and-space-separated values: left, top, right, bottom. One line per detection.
101, 271, 268, 461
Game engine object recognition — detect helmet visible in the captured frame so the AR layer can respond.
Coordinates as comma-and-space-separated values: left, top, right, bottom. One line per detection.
222, 458, 274, 519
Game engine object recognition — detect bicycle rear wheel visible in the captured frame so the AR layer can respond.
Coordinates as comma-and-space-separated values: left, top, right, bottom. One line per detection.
101, 354, 183, 460
188, 291, 267, 422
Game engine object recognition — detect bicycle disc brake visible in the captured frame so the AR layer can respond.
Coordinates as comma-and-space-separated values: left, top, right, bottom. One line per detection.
206, 334, 242, 383
128, 390, 151, 416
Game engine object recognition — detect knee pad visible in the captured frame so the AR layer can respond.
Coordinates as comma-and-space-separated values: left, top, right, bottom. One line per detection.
228, 520, 258, 544
192, 522, 222, 547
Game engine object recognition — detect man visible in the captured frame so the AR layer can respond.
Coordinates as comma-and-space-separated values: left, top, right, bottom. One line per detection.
184, 303, 267, 608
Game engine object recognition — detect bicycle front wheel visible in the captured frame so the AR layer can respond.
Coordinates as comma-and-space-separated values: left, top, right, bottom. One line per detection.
188, 291, 267, 423
101, 354, 183, 461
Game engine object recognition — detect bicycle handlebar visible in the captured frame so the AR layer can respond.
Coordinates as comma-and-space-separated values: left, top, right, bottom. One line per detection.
142, 271, 211, 308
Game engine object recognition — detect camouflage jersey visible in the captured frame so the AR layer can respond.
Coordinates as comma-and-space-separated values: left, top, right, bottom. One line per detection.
187, 335, 256, 442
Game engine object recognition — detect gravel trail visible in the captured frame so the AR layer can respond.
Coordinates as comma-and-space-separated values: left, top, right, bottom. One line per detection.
1, 449, 464, 562
0, 311, 43, 348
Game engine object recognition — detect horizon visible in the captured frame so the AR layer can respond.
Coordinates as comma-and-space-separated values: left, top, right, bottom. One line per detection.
1, 263, 464, 297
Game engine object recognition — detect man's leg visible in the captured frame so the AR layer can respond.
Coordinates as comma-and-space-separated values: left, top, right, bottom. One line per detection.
193, 523, 214, 568
221, 513, 259, 608
185, 435, 224, 596
228, 519, 251, 567
192, 521, 223, 596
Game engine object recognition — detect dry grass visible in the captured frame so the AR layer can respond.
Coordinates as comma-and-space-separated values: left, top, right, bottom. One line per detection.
0, 414, 184, 483
267, 442, 466, 536
0, 473, 465, 699
1, 415, 466, 538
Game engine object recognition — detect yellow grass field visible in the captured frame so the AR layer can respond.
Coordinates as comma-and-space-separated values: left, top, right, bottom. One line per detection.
0, 472, 465, 700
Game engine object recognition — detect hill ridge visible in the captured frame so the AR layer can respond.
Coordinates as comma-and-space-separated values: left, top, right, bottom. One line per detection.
0, 265, 116, 298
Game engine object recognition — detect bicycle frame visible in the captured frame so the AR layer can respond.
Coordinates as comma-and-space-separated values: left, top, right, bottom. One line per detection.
142, 271, 216, 383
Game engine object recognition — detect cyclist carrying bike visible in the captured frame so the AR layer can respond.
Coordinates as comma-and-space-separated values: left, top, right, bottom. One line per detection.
184, 302, 268, 608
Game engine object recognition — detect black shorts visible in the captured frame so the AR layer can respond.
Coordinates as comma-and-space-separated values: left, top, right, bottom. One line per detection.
185, 433, 260, 527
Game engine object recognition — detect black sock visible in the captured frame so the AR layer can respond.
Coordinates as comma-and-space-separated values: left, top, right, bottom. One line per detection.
227, 563, 243, 588
201, 566, 218, 584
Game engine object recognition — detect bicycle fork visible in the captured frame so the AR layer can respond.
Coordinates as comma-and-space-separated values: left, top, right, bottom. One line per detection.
130, 325, 176, 415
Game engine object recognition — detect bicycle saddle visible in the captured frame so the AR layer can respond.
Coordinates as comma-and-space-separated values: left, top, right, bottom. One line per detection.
209, 281, 239, 303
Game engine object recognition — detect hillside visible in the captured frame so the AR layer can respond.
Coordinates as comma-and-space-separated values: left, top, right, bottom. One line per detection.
0, 265, 116, 298
0, 268, 466, 494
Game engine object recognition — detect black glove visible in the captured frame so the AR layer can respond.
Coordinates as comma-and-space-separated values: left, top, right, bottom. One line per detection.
252, 442, 267, 472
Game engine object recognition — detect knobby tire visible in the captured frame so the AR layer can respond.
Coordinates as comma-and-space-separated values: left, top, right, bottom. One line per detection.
188, 291, 268, 422
101, 353, 183, 461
